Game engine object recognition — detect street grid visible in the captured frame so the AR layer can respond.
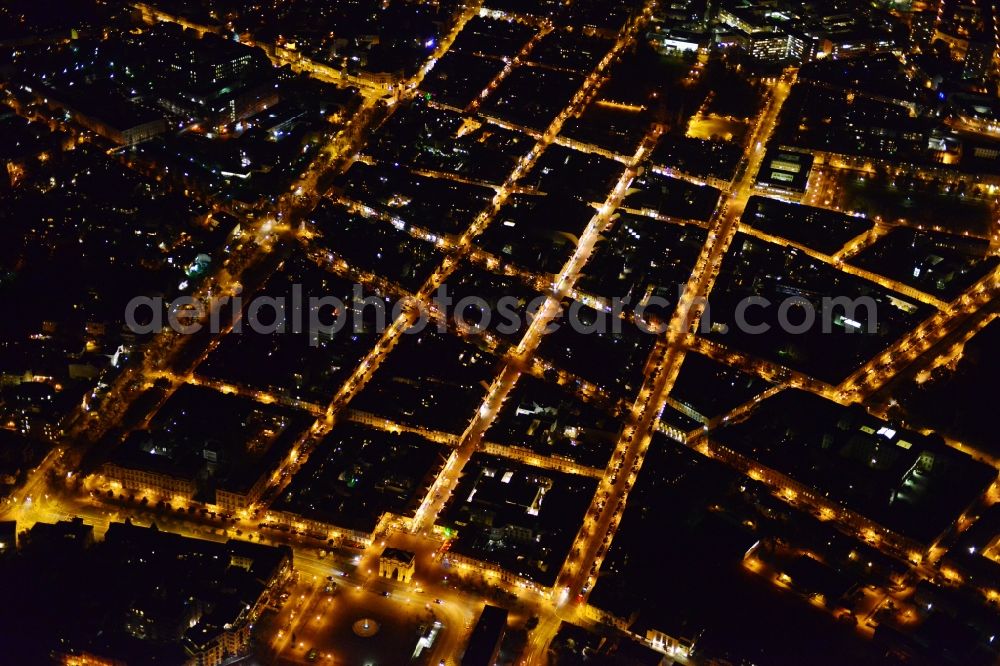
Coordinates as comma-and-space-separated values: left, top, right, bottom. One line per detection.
4, 1, 1000, 664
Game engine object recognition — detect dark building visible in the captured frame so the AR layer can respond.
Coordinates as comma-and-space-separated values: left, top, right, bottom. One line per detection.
756, 148, 814, 194
461, 604, 509, 666
0, 520, 15, 557
22, 516, 95, 553
909, 10, 937, 48
963, 39, 993, 82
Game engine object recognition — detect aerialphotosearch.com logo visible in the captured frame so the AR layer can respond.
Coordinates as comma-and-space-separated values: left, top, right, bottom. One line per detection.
124, 284, 879, 344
